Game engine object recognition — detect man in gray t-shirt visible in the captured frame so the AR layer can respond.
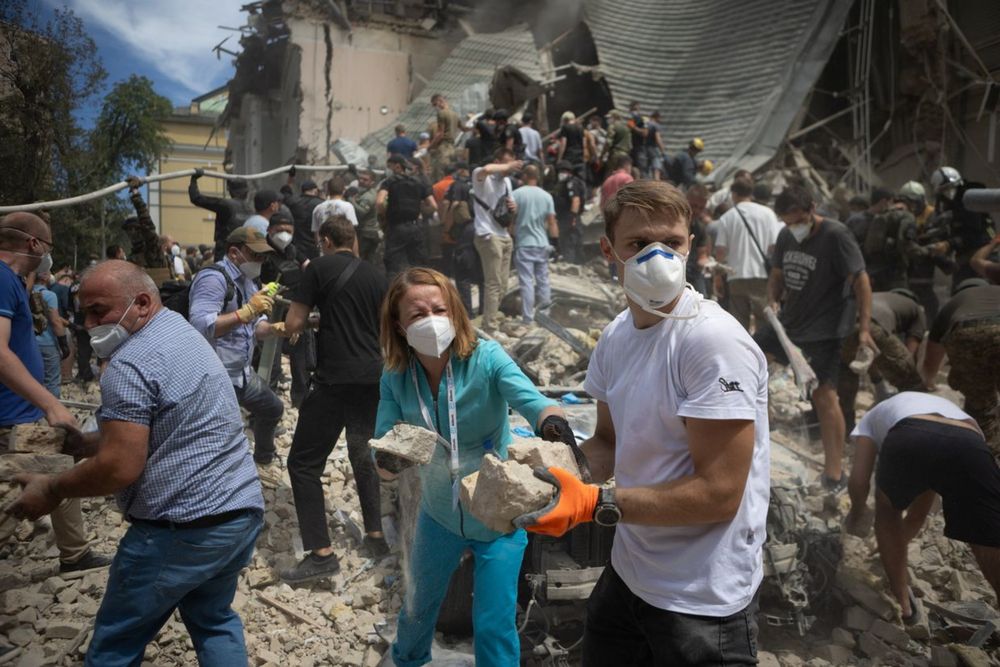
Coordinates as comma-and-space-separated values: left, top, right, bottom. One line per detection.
754, 186, 875, 491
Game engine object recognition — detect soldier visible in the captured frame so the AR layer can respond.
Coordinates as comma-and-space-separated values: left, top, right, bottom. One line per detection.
899, 181, 953, 321
122, 178, 166, 269
429, 94, 460, 182
351, 169, 382, 271
838, 289, 927, 433
603, 110, 632, 174
553, 160, 585, 264
929, 166, 993, 287
861, 191, 917, 291
921, 279, 1000, 452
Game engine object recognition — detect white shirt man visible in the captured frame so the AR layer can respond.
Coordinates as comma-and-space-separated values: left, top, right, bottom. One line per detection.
311, 198, 358, 233
519, 180, 770, 665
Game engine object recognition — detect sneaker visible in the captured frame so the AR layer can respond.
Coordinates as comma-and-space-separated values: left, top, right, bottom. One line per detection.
363, 535, 390, 559
280, 552, 341, 584
903, 588, 924, 626
256, 462, 283, 489
821, 473, 848, 493
60, 550, 112, 574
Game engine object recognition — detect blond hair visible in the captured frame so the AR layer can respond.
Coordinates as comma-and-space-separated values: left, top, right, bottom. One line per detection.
602, 180, 691, 240
380, 268, 478, 372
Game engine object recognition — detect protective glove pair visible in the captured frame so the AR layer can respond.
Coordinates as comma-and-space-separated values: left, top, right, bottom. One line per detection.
235, 289, 274, 324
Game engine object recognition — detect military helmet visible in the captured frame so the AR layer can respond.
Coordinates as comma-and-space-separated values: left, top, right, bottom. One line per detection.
897, 181, 925, 202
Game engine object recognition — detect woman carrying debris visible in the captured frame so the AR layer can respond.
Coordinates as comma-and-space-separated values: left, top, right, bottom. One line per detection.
374, 267, 585, 667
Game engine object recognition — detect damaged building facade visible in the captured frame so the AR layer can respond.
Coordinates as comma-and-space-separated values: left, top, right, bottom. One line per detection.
221, 0, 1000, 198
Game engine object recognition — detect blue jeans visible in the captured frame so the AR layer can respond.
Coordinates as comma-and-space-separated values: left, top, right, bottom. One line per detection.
393, 509, 528, 667
514, 246, 551, 323
86, 510, 263, 667
38, 344, 61, 398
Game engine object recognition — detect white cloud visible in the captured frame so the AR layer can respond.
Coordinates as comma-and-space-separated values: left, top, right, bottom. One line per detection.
56, 0, 246, 97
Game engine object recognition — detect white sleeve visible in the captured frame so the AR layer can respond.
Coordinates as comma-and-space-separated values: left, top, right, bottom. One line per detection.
676, 321, 761, 421
345, 202, 358, 226
850, 409, 876, 441
715, 215, 729, 248
583, 329, 610, 403
311, 203, 326, 233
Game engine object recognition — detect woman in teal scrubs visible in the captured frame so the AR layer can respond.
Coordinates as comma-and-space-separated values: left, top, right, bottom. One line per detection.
375, 267, 576, 667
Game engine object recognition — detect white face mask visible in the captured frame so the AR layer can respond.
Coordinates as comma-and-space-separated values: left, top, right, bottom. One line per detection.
13, 251, 52, 276
236, 250, 262, 280
271, 231, 293, 250
88, 298, 136, 359
608, 240, 698, 320
558, 173, 570, 182
788, 223, 812, 243
405, 315, 456, 358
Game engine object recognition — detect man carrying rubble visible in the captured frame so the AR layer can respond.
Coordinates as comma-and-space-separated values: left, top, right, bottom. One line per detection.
188, 227, 284, 484
845, 392, 1000, 622
518, 180, 771, 664
755, 185, 875, 491
0, 212, 110, 574
9, 260, 264, 665
920, 279, 1000, 452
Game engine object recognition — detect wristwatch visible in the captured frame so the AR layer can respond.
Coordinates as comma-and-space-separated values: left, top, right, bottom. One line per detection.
593, 487, 621, 527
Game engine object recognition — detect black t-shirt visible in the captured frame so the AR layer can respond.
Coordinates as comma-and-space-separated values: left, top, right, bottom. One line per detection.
466, 135, 487, 167
379, 175, 431, 225
285, 192, 324, 259
476, 120, 496, 157
292, 251, 388, 385
773, 218, 866, 342
554, 176, 586, 219
559, 124, 584, 161
928, 285, 1000, 343
261, 243, 303, 288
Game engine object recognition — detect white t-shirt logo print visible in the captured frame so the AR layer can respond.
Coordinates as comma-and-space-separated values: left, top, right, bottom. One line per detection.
719, 377, 744, 393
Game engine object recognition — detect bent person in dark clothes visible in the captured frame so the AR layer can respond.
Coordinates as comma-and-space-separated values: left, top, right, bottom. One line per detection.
845, 392, 1000, 623
275, 216, 388, 583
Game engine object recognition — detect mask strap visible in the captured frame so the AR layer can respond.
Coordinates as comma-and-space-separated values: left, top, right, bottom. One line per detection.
634, 285, 701, 321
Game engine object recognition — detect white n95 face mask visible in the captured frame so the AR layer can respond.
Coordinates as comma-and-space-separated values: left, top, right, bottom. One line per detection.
406, 315, 456, 358
789, 223, 812, 243
272, 231, 293, 250
88, 298, 135, 359
609, 240, 696, 320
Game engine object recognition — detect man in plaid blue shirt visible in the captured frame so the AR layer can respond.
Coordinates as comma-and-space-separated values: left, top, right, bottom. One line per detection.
10, 260, 264, 666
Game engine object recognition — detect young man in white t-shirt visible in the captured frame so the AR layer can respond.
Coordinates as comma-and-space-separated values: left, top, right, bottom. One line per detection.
311, 178, 358, 245
845, 391, 1000, 623
517, 180, 770, 664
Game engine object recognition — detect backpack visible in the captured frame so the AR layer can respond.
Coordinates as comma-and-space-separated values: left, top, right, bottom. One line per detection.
160, 265, 241, 320
863, 210, 911, 263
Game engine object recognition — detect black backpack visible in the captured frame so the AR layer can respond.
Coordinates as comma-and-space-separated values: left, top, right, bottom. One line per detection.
160, 265, 241, 320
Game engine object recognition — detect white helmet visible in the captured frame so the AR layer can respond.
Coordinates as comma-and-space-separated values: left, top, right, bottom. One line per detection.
930, 166, 962, 195
897, 181, 925, 201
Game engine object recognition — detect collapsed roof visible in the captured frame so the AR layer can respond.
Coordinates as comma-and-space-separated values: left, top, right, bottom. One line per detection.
360, 25, 546, 156
582, 0, 854, 181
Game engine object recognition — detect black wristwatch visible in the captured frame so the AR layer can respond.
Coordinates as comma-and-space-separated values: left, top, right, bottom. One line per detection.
593, 487, 621, 527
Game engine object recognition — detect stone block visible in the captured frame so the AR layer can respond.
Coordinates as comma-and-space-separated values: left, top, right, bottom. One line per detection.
856, 632, 891, 660
837, 568, 898, 620
507, 437, 580, 477
369, 424, 439, 466
843, 605, 875, 632
949, 645, 991, 667
815, 645, 854, 664
870, 618, 910, 649
45, 621, 83, 639
460, 455, 555, 533
930, 646, 958, 667
10, 423, 66, 453
830, 627, 856, 649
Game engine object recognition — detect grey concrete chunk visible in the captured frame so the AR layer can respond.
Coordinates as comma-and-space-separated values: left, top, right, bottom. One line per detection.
369, 423, 439, 466
507, 437, 580, 478
460, 455, 555, 533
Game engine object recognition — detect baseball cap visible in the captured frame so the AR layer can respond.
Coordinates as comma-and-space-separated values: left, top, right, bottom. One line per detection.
226, 227, 274, 253
301, 179, 318, 193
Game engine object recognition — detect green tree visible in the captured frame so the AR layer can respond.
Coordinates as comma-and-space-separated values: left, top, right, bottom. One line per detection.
89, 75, 173, 182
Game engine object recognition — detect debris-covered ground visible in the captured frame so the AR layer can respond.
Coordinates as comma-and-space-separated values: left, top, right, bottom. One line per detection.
2, 261, 998, 666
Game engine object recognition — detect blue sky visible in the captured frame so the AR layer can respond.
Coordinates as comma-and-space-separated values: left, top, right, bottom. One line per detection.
39, 0, 246, 124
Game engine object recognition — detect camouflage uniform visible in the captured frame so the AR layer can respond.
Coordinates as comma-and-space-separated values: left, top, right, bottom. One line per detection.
838, 322, 923, 432
945, 320, 1000, 452
123, 187, 166, 268
352, 186, 383, 273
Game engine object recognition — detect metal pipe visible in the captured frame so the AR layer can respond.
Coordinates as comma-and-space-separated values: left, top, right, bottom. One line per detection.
0, 163, 384, 214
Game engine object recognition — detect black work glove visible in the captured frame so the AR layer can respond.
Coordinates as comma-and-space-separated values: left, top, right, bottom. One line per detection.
288, 165, 297, 178
192, 168, 204, 179
538, 415, 592, 482
375, 450, 415, 475
57, 335, 71, 360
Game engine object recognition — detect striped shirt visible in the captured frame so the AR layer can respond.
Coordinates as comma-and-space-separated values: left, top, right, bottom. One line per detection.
98, 309, 263, 522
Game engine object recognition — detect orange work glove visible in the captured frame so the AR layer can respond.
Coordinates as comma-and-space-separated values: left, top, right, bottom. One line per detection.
513, 467, 599, 537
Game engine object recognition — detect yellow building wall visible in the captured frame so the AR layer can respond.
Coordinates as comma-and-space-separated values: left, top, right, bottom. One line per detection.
157, 118, 228, 246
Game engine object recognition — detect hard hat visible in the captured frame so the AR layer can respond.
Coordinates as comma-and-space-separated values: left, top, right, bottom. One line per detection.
699, 159, 714, 175
690, 137, 705, 151
930, 166, 962, 194
897, 181, 925, 201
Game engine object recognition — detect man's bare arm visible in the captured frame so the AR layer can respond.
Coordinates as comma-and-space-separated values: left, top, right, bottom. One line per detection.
580, 401, 616, 483
52, 420, 149, 498
284, 302, 310, 336
767, 267, 785, 311
615, 418, 754, 526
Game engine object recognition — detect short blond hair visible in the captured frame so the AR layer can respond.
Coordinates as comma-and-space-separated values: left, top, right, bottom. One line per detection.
380, 268, 478, 372
602, 180, 691, 240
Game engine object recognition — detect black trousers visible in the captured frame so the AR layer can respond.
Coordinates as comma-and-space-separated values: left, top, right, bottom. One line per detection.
287, 382, 382, 551
74, 328, 94, 381
266, 329, 316, 408
583, 565, 759, 667
384, 221, 428, 280
235, 373, 284, 464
